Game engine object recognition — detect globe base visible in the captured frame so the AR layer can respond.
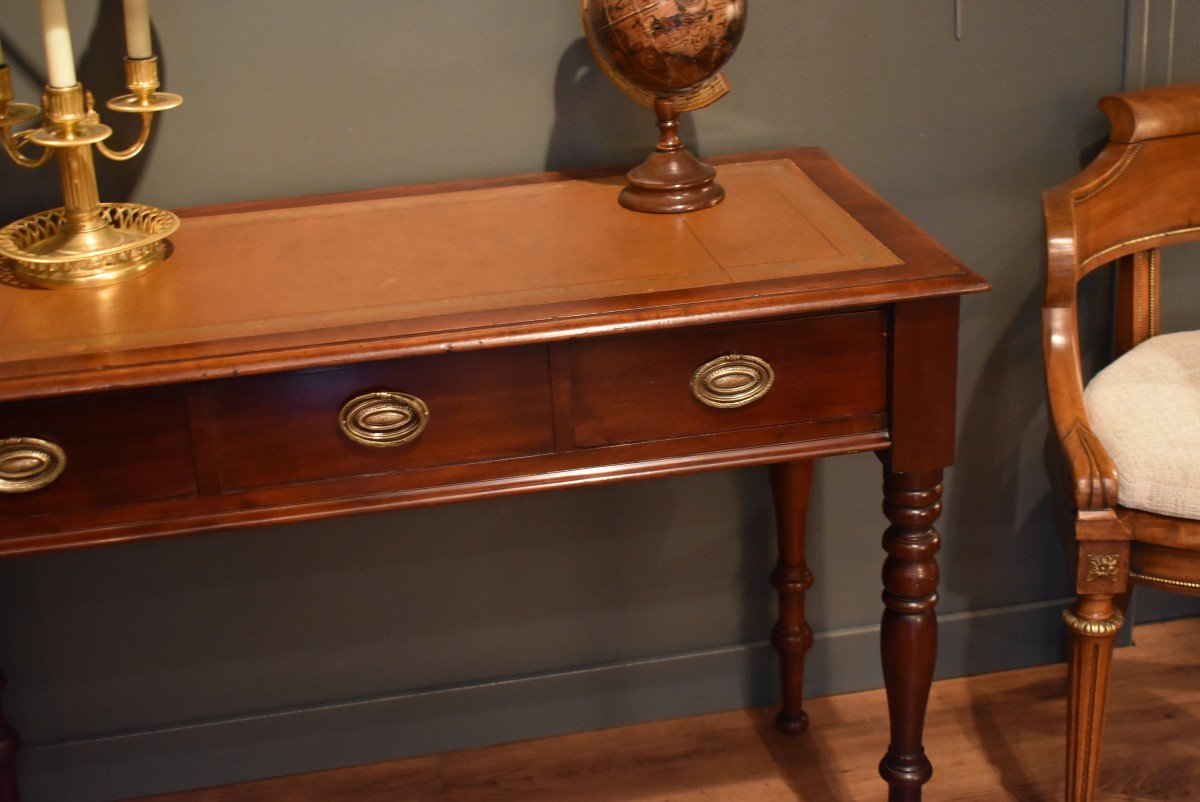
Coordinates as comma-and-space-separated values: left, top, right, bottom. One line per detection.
620, 149, 725, 214
620, 96, 726, 215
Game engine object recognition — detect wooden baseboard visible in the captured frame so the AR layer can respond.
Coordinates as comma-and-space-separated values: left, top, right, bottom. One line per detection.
19, 597, 1079, 801
139, 617, 1200, 802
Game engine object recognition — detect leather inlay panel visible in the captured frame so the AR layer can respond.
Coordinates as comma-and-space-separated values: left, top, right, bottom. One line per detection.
0, 161, 899, 367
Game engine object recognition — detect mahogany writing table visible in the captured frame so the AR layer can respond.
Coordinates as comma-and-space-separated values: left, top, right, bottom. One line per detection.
0, 149, 986, 800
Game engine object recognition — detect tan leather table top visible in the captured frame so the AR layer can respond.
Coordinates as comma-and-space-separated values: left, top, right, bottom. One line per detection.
0, 149, 978, 400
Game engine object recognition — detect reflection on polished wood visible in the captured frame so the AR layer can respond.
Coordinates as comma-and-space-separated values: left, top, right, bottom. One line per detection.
137, 618, 1200, 802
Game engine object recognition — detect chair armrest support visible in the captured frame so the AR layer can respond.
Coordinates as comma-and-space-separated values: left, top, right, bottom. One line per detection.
1043, 304, 1119, 511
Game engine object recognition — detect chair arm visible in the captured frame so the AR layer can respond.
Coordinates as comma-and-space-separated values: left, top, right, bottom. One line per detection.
1043, 305, 1119, 511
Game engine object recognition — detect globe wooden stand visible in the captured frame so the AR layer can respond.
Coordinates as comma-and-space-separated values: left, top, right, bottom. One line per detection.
621, 97, 725, 215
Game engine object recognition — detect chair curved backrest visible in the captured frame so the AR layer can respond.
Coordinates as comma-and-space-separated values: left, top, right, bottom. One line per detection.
1047, 84, 1200, 282
1043, 83, 1200, 513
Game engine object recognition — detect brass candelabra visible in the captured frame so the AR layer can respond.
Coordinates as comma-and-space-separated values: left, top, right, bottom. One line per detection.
0, 57, 181, 288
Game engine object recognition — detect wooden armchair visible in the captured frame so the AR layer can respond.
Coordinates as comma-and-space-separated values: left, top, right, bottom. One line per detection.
1043, 82, 1200, 801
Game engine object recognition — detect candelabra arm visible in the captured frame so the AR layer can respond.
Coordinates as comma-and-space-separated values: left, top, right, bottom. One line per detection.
95, 57, 179, 162
0, 64, 50, 167
1, 128, 52, 169
94, 112, 153, 161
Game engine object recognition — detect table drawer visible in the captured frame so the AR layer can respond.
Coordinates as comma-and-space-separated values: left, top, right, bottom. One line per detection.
0, 388, 197, 518
568, 311, 887, 447
207, 346, 555, 491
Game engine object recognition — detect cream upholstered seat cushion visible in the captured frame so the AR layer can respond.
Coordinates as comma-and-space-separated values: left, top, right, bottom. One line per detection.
1084, 330, 1200, 520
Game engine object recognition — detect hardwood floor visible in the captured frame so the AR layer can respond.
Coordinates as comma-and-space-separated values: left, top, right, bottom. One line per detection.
138, 618, 1200, 801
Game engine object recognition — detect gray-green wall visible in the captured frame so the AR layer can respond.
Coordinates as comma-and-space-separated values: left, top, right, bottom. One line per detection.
0, 2, 1195, 800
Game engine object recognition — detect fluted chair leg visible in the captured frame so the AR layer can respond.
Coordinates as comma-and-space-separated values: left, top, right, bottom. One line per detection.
1064, 594, 1123, 802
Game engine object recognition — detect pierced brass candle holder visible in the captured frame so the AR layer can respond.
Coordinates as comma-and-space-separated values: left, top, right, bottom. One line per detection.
0, 57, 181, 289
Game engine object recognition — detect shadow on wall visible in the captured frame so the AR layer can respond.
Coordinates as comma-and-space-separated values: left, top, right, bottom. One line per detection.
0, 0, 155, 221
942, 110, 1117, 669
732, 466, 775, 663
85, 0, 159, 204
0, 29, 60, 221
948, 283, 1067, 618
545, 37, 700, 174
955, 130, 1127, 796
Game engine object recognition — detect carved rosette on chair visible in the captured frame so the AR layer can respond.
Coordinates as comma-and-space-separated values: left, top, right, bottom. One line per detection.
582, 0, 746, 213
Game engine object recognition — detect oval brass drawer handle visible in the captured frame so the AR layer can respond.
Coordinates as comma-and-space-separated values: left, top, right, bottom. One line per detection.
691, 354, 775, 409
0, 437, 67, 493
339, 391, 429, 448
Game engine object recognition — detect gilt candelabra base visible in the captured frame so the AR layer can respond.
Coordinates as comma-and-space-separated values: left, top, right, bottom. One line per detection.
0, 203, 178, 289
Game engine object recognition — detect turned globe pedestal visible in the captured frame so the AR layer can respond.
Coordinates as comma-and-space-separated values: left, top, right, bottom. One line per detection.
583, 0, 747, 214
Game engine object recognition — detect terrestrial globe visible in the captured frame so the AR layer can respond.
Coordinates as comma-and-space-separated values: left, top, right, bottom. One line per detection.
583, 0, 747, 213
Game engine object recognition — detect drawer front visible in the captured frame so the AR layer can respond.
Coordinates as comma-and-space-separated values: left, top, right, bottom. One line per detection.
208, 346, 554, 491
0, 388, 197, 518
569, 311, 887, 447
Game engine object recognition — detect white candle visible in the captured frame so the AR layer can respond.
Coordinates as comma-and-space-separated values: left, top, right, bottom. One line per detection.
38, 0, 77, 88
123, 0, 152, 60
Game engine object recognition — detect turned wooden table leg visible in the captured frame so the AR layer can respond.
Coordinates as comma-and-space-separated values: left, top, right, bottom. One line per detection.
879, 468, 941, 802
1064, 593, 1122, 802
769, 460, 815, 734
0, 673, 20, 802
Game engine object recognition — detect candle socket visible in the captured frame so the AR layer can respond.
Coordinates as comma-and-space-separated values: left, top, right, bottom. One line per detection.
0, 65, 182, 289
125, 56, 160, 102
42, 84, 85, 130
108, 56, 182, 114
0, 65, 40, 129
0, 67, 11, 118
